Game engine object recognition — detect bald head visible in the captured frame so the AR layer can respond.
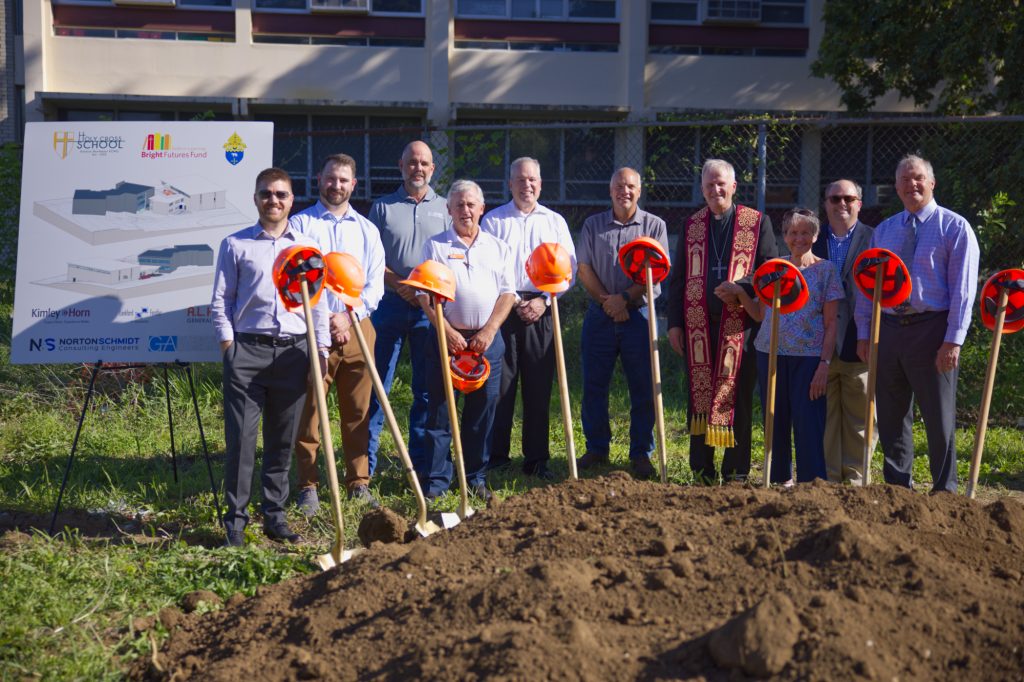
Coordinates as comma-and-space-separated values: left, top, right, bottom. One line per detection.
610, 167, 642, 221
400, 140, 436, 199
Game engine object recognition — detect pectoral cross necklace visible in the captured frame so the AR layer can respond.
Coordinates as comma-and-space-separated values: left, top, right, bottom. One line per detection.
710, 220, 730, 281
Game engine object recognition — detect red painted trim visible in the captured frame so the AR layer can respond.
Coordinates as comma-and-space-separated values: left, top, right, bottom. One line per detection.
648, 25, 808, 49
52, 6, 234, 32
251, 14, 424, 38
454, 19, 618, 43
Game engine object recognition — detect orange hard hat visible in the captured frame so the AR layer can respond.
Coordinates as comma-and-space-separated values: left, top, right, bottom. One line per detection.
618, 237, 670, 285
450, 350, 490, 393
853, 248, 911, 309
753, 258, 809, 314
272, 244, 325, 311
526, 242, 573, 293
400, 259, 457, 302
979, 268, 1024, 334
323, 251, 366, 309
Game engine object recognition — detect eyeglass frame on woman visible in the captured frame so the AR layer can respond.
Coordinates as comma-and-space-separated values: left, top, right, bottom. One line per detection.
256, 189, 292, 201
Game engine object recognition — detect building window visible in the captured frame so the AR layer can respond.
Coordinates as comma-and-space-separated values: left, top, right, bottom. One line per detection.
760, 0, 805, 24
457, 0, 617, 20
263, 114, 426, 200
650, 0, 698, 23
254, 0, 422, 11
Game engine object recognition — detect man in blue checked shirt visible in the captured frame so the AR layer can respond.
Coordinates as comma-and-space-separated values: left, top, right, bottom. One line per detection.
854, 155, 980, 493
290, 154, 386, 514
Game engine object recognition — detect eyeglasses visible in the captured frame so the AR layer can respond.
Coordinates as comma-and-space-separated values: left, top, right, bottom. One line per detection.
827, 195, 860, 205
256, 190, 291, 201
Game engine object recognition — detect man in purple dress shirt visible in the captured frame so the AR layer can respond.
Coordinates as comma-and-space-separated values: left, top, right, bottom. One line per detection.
854, 155, 979, 493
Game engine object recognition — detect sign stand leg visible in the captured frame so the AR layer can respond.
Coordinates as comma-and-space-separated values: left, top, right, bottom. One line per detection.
163, 365, 179, 483
183, 362, 223, 527
49, 361, 102, 535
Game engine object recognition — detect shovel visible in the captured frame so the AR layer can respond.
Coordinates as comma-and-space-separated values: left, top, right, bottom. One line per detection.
761, 278, 783, 489
296, 277, 357, 570
432, 294, 475, 527
549, 292, 578, 480
967, 272, 1024, 498
861, 264, 885, 487
641, 257, 670, 484
347, 306, 442, 535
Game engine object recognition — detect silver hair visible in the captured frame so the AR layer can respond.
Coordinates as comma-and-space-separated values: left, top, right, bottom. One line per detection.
447, 179, 485, 204
610, 166, 642, 187
782, 207, 821, 239
824, 178, 863, 200
510, 156, 541, 177
895, 154, 935, 182
701, 159, 736, 183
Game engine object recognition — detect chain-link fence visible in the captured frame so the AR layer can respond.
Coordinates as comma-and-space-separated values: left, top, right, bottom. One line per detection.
273, 114, 1023, 274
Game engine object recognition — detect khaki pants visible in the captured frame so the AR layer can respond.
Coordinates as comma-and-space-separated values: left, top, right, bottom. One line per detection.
824, 355, 876, 484
294, 317, 376, 492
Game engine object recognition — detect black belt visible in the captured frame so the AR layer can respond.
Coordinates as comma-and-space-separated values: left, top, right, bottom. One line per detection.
236, 332, 302, 347
517, 291, 544, 301
454, 328, 480, 339
883, 310, 946, 327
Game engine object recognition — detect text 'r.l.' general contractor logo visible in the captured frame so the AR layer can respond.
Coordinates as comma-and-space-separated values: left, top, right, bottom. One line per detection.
53, 131, 75, 159
223, 132, 247, 166
144, 133, 172, 151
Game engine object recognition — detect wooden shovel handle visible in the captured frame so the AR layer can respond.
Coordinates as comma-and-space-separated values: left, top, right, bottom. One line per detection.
967, 287, 1009, 498
550, 296, 578, 480
434, 298, 470, 519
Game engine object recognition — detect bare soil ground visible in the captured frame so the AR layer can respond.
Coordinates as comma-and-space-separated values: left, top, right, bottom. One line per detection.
134, 476, 1024, 681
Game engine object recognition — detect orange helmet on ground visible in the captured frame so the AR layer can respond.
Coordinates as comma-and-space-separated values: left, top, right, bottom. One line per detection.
853, 248, 911, 309
323, 251, 366, 309
272, 244, 325, 311
618, 237, 670, 285
400, 259, 457, 302
450, 350, 490, 393
979, 268, 1024, 334
526, 242, 573, 293
753, 258, 809, 314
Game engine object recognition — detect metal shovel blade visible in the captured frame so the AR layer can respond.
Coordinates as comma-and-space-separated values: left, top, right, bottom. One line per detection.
415, 519, 444, 537
439, 507, 474, 530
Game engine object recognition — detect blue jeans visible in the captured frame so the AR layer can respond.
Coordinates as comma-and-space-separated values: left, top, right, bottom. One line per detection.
757, 352, 827, 483
580, 302, 655, 461
417, 331, 504, 496
367, 291, 433, 475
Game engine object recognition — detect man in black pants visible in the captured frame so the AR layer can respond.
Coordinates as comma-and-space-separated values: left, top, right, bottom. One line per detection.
211, 167, 331, 547
482, 157, 576, 479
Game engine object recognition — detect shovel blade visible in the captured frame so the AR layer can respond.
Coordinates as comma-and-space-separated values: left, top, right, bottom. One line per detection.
439, 512, 464, 529
315, 547, 362, 571
415, 519, 444, 537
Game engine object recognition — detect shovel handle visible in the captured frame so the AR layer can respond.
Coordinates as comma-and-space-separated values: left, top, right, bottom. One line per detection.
434, 298, 471, 519
763, 280, 781, 489
550, 296, 578, 479
300, 279, 345, 565
862, 267, 884, 487
645, 264, 669, 484
967, 286, 1009, 499
347, 308, 431, 527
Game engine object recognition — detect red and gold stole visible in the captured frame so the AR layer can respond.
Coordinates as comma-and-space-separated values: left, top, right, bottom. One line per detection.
683, 205, 761, 448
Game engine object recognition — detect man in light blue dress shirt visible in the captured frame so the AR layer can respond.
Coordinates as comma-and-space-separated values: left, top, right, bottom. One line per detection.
290, 154, 386, 514
211, 168, 331, 547
854, 155, 980, 493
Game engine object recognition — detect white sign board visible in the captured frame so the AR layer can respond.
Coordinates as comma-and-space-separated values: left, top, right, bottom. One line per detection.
10, 122, 273, 364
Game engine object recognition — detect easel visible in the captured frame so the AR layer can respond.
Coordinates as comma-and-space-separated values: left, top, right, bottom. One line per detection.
49, 360, 223, 535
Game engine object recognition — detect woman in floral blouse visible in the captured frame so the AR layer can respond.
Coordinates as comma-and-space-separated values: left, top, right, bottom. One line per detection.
720, 208, 843, 485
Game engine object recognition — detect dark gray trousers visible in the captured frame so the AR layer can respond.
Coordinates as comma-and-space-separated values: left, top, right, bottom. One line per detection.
875, 311, 958, 493
222, 337, 309, 532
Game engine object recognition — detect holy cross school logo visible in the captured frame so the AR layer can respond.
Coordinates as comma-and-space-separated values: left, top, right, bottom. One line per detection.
53, 131, 75, 159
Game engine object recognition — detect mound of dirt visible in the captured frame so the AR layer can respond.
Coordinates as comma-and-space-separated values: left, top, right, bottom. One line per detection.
136, 477, 1024, 681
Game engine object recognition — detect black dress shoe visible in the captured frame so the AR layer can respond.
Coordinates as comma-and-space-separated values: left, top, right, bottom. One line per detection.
630, 457, 657, 479
263, 523, 302, 544
470, 482, 493, 501
224, 531, 245, 548
524, 464, 557, 481
576, 451, 610, 470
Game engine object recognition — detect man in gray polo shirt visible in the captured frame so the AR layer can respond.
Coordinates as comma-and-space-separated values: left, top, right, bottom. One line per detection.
366, 141, 451, 477
575, 167, 668, 479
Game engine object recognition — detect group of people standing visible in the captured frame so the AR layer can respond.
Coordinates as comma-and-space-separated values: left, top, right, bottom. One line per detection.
211, 142, 979, 547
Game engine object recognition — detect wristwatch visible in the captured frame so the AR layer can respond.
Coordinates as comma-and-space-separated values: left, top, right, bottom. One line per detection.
819, 358, 831, 366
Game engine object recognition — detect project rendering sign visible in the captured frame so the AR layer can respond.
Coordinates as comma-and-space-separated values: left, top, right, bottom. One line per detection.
10, 122, 273, 364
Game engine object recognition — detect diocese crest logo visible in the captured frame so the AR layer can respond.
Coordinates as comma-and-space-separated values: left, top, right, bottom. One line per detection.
223, 132, 247, 166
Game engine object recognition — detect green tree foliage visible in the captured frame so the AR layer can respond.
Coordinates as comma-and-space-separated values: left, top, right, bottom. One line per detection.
811, 0, 1023, 115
